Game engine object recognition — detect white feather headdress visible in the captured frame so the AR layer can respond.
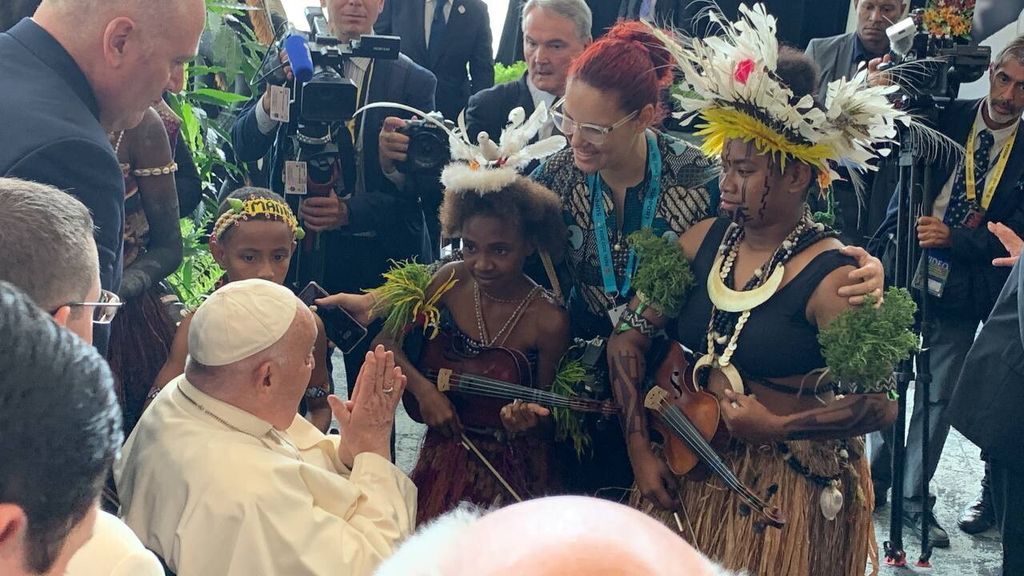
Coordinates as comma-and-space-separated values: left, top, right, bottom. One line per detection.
354, 101, 567, 194
650, 3, 911, 192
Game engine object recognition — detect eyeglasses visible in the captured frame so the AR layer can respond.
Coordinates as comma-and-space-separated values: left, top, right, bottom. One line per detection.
551, 98, 640, 145
63, 289, 124, 324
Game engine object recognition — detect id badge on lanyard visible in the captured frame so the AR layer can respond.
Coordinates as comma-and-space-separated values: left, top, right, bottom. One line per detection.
592, 132, 663, 326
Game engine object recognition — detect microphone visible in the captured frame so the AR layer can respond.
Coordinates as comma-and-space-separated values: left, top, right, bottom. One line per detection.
886, 17, 917, 63
284, 34, 314, 84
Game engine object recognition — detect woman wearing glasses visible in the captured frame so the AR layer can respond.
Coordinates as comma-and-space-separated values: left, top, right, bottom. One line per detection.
531, 20, 886, 499
530, 21, 717, 497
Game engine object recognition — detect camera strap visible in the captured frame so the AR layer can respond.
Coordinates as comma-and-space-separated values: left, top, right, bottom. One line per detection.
347, 60, 375, 147
349, 60, 375, 197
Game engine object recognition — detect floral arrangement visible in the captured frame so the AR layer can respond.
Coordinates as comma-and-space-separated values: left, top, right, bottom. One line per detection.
922, 0, 975, 41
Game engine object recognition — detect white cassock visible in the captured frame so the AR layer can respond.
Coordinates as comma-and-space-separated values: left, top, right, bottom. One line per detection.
114, 375, 416, 576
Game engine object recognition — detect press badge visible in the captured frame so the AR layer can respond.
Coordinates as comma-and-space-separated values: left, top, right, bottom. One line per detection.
269, 84, 291, 123
962, 208, 985, 230
284, 161, 307, 195
913, 253, 951, 298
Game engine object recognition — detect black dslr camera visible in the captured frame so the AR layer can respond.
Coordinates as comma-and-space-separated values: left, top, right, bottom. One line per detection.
397, 113, 453, 174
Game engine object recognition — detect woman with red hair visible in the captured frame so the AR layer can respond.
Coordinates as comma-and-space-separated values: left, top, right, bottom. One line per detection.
531, 21, 718, 497
532, 20, 885, 500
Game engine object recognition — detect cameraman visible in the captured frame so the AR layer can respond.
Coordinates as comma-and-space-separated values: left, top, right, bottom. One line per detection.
872, 36, 1024, 548
232, 0, 437, 390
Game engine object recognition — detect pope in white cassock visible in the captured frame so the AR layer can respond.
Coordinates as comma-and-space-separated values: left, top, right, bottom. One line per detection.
115, 279, 416, 576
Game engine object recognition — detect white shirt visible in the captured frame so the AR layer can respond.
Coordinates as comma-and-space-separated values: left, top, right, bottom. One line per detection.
527, 77, 558, 139
64, 511, 163, 576
114, 376, 416, 576
424, 0, 452, 48
933, 100, 1019, 220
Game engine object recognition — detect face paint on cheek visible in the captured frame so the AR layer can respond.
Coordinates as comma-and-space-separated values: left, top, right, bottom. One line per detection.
732, 142, 757, 224
757, 170, 772, 221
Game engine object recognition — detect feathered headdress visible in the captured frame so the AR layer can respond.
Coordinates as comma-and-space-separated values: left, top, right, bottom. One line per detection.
650, 3, 910, 192
354, 101, 567, 194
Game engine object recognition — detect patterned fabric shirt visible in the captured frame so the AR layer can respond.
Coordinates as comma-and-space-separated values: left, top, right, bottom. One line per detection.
532, 131, 718, 334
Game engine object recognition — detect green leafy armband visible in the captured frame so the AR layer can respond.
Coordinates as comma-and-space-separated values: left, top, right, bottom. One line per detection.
818, 287, 919, 398
628, 229, 695, 318
365, 260, 458, 343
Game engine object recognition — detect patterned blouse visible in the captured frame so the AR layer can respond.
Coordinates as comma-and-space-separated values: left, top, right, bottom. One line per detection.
532, 130, 718, 336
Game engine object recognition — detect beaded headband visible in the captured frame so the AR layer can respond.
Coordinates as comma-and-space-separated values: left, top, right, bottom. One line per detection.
211, 196, 305, 242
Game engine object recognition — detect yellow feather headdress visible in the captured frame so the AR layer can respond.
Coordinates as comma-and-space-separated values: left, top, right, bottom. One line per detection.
651, 3, 911, 191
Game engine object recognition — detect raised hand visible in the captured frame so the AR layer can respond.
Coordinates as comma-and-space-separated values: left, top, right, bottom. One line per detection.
328, 345, 406, 463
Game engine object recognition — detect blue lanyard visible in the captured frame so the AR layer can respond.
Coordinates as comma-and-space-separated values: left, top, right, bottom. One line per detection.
589, 131, 663, 297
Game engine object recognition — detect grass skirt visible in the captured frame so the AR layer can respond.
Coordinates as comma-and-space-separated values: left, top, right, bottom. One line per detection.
631, 437, 877, 576
410, 428, 558, 525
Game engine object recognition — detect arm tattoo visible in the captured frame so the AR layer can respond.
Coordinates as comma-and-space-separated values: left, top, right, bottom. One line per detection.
782, 395, 893, 440
611, 350, 647, 439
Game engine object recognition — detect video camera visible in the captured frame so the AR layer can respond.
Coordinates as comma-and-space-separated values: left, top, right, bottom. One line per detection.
276, 7, 400, 124
884, 4, 990, 102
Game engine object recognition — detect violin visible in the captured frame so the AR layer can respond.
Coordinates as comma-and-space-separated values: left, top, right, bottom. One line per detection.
644, 341, 786, 529
404, 331, 619, 429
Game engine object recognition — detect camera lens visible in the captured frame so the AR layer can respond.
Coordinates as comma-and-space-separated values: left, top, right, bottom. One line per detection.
409, 132, 448, 171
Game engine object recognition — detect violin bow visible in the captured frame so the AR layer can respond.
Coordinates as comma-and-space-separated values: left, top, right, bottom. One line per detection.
460, 433, 523, 502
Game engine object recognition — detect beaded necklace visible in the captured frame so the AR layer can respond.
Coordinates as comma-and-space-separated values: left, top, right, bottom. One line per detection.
695, 211, 834, 393
472, 280, 541, 348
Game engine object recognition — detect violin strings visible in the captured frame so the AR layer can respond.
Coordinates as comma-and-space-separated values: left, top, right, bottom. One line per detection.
658, 403, 753, 499
424, 370, 616, 414
660, 403, 769, 511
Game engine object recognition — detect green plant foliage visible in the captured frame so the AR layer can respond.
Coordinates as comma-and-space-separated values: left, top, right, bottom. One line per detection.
366, 260, 458, 343
551, 357, 592, 459
494, 61, 527, 85
819, 287, 919, 395
166, 209, 224, 309
628, 229, 695, 317
164, 1, 268, 307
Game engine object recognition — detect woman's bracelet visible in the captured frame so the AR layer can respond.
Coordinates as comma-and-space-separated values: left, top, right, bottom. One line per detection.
616, 308, 658, 338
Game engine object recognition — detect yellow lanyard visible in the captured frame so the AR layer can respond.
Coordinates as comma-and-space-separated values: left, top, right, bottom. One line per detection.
966, 124, 1018, 211
346, 60, 375, 143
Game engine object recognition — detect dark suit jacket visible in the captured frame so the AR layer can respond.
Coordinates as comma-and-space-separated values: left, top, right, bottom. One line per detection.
465, 74, 534, 147
231, 54, 437, 293
878, 99, 1024, 320
0, 19, 124, 351
376, 0, 493, 122
805, 32, 857, 103
949, 259, 1024, 463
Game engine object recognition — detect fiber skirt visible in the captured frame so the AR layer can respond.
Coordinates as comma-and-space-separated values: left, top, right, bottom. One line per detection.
410, 428, 559, 525
631, 437, 877, 576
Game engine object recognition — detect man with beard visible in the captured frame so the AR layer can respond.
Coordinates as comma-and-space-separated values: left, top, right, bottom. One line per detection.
873, 36, 1024, 548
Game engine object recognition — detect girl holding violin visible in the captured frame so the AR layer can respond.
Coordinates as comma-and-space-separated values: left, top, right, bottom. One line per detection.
373, 175, 571, 525
607, 8, 905, 575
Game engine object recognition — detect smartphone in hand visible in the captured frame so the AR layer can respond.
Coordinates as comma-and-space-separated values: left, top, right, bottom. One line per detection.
297, 281, 368, 354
